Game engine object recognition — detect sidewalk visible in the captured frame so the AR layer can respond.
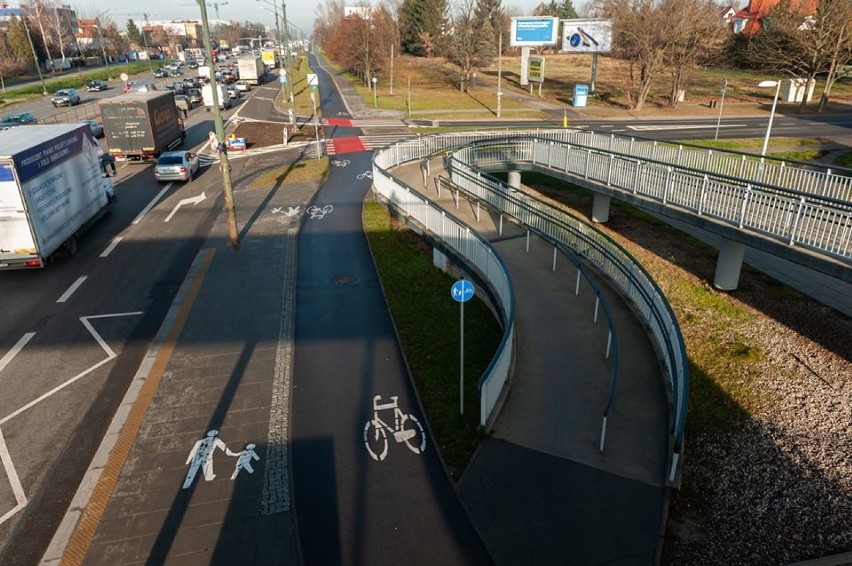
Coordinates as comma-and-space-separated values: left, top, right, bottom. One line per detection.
47, 165, 321, 565
390, 159, 671, 564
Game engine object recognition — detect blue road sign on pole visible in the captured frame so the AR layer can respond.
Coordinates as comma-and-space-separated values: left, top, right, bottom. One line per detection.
451, 279, 474, 415
451, 279, 475, 302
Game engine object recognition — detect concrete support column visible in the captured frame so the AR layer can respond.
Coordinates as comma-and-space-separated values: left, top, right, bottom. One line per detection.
508, 171, 521, 189
591, 193, 611, 223
433, 247, 448, 272
713, 238, 746, 291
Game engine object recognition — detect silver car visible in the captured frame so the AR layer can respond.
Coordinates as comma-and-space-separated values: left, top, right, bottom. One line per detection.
153, 151, 199, 182
77, 119, 104, 138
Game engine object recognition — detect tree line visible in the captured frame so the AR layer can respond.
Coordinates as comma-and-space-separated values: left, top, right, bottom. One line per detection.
313, 0, 852, 112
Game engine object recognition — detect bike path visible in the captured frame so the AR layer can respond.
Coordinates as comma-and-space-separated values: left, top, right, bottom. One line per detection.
388, 159, 671, 565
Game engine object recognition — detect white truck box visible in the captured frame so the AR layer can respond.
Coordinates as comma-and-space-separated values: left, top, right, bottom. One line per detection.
237, 56, 265, 85
201, 84, 231, 110
0, 124, 115, 269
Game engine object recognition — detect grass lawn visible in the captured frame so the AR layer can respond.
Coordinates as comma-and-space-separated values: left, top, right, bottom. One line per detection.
363, 199, 503, 478
248, 156, 329, 188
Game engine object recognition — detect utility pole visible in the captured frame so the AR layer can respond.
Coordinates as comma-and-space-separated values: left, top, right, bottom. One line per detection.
21, 16, 48, 95
281, 1, 293, 104
497, 33, 502, 119
197, 0, 240, 249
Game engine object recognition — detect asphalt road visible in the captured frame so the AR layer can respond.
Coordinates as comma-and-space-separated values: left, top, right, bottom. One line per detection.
0, 79, 255, 565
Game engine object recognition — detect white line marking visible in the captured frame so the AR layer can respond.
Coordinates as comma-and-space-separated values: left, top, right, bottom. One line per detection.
626, 123, 747, 131
164, 192, 206, 222
0, 428, 27, 526
0, 333, 35, 374
99, 237, 123, 258
132, 183, 173, 225
0, 312, 143, 427
57, 277, 87, 304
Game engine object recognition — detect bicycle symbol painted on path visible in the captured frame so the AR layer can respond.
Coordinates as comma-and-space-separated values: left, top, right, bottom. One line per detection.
357, 171, 373, 180
331, 159, 350, 168
307, 205, 333, 219
363, 395, 426, 461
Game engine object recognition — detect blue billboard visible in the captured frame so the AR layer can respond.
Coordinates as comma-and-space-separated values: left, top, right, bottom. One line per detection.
510, 17, 559, 47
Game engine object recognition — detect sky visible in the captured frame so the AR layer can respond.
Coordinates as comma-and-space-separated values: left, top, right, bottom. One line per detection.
86, 0, 576, 40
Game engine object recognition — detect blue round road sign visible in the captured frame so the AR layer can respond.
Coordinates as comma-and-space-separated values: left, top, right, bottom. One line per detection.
451, 280, 475, 303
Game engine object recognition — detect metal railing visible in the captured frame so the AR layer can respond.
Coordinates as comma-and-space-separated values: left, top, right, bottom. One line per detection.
455, 137, 852, 263
373, 144, 516, 429
38, 101, 100, 125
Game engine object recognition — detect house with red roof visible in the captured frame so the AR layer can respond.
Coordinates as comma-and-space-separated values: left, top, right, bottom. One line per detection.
732, 0, 818, 35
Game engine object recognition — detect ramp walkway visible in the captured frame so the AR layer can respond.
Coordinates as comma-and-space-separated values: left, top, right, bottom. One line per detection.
384, 158, 671, 564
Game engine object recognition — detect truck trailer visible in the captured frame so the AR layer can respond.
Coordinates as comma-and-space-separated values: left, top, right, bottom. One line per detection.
0, 124, 115, 270
237, 56, 265, 85
99, 91, 186, 162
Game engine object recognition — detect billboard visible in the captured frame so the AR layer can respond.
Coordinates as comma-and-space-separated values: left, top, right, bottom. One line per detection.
510, 17, 559, 47
561, 19, 613, 53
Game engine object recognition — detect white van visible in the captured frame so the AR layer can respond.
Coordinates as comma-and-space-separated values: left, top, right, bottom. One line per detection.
201, 84, 231, 110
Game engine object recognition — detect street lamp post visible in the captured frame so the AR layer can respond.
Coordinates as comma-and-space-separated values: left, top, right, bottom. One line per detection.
196, 0, 239, 248
758, 80, 782, 157
21, 15, 48, 95
256, 0, 281, 50
92, 24, 112, 80
281, 1, 293, 104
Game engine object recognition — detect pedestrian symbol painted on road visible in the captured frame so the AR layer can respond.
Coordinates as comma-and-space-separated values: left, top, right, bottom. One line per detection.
451, 279, 474, 303
184, 430, 228, 488
230, 443, 261, 479
183, 430, 262, 489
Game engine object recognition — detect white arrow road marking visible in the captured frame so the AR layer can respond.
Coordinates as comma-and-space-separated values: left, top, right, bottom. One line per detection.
0, 333, 35, 374
0, 312, 141, 526
165, 192, 207, 223
271, 206, 301, 216
57, 276, 87, 304
0, 428, 26, 526
133, 183, 173, 225
626, 123, 747, 131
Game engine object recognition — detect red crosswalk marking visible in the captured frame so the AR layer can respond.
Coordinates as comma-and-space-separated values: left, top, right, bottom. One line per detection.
326, 118, 353, 127
331, 136, 366, 154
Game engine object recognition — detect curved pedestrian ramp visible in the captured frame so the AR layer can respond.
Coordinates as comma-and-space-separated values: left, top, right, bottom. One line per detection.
373, 136, 681, 564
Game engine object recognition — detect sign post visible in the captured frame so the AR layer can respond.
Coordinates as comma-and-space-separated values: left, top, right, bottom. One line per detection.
528, 56, 545, 96
561, 19, 613, 95
715, 78, 728, 141
451, 278, 475, 415
510, 17, 559, 87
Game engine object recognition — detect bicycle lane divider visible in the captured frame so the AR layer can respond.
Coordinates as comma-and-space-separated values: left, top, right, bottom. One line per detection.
44, 247, 217, 566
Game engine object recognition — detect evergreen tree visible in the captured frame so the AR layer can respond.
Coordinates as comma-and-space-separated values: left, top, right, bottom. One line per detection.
400, 0, 448, 56
533, 0, 578, 19
126, 19, 142, 46
474, 0, 503, 54
7, 16, 46, 65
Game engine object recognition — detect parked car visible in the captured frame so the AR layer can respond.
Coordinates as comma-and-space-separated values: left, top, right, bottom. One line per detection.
187, 61, 199, 69
169, 68, 184, 77
234, 80, 251, 92
153, 150, 199, 182
170, 82, 186, 93
0, 112, 37, 128
153, 68, 169, 78
187, 88, 203, 104
51, 88, 80, 107
86, 79, 108, 92
77, 119, 103, 138
174, 94, 193, 113
225, 85, 240, 99
182, 77, 199, 88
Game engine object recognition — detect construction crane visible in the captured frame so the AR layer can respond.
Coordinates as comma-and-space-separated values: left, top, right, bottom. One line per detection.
179, 2, 230, 21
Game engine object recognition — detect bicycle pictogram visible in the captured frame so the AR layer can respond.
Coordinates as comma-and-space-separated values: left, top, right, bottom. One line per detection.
357, 170, 373, 180
363, 395, 426, 461
307, 205, 333, 219
331, 159, 350, 168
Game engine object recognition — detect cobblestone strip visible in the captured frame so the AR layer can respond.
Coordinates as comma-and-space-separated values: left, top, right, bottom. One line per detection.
261, 222, 298, 515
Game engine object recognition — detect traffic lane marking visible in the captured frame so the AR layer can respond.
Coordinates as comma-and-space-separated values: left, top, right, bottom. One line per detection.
0, 333, 35, 374
99, 237, 122, 258
132, 183, 173, 225
57, 277, 87, 304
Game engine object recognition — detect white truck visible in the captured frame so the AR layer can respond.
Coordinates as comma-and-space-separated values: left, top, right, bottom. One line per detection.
0, 124, 115, 269
198, 65, 212, 80
202, 83, 231, 111
237, 56, 265, 85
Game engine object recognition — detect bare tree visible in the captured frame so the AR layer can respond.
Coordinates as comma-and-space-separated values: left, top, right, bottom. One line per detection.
662, 0, 728, 107
447, 0, 497, 92
749, 0, 852, 112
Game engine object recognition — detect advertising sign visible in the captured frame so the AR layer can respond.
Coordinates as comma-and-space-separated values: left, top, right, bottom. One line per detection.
561, 19, 613, 53
528, 57, 545, 83
510, 17, 559, 47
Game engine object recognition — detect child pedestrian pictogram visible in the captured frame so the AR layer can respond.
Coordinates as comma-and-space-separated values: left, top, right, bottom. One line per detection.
230, 443, 261, 479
